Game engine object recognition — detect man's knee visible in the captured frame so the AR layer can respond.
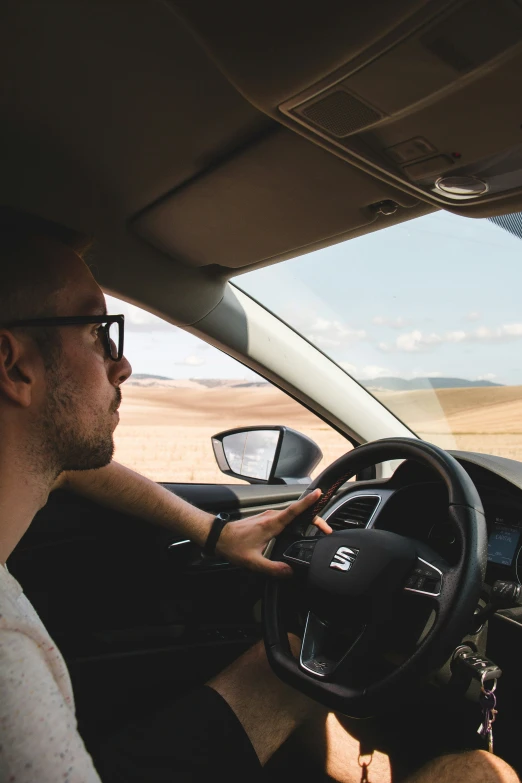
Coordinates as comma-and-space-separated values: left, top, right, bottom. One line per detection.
408, 750, 519, 783
465, 751, 519, 783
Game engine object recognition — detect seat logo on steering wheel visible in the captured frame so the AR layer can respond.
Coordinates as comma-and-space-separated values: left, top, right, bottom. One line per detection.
330, 546, 360, 572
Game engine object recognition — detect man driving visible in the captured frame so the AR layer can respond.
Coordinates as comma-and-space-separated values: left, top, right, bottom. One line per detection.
0, 208, 518, 782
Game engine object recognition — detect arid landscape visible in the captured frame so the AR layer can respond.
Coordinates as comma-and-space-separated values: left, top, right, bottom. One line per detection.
113, 379, 522, 483
113, 379, 352, 483
379, 384, 522, 459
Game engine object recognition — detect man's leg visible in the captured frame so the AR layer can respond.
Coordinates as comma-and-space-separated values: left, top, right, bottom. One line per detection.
98, 635, 318, 781
293, 710, 520, 783
207, 634, 319, 765
99, 637, 519, 783
210, 642, 520, 783
406, 750, 519, 783
298, 711, 393, 782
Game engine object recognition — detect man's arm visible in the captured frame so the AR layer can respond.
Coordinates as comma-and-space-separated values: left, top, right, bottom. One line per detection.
53, 462, 330, 577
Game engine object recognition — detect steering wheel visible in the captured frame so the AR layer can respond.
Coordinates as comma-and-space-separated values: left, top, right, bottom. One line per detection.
264, 438, 487, 717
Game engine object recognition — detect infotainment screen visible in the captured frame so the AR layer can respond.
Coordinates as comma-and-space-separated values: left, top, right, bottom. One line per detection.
487, 527, 521, 567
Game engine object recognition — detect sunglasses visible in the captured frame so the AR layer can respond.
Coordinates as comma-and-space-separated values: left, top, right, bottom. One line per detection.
3, 314, 125, 361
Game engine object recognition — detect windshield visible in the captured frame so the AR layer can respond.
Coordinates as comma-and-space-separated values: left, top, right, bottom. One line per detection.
234, 210, 522, 460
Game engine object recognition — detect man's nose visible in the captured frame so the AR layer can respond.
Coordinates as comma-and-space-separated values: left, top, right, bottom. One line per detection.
109, 353, 132, 385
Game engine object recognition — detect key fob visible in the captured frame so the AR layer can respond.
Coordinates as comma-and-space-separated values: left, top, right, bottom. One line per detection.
454, 647, 502, 683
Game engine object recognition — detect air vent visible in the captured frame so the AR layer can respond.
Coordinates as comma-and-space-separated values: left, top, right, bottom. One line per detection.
328, 495, 380, 531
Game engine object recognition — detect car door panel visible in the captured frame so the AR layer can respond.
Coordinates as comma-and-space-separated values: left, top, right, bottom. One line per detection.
6, 482, 303, 744
8, 483, 303, 655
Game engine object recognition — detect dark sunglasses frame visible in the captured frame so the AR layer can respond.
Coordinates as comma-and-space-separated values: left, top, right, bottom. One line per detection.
3, 314, 125, 361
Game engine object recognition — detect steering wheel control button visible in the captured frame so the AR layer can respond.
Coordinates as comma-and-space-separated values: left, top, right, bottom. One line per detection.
283, 539, 318, 566
404, 558, 442, 596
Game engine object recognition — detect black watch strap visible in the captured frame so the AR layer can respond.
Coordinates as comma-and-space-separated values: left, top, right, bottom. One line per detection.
202, 513, 231, 557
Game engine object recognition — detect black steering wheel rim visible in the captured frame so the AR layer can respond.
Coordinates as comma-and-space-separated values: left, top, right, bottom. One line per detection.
263, 437, 487, 717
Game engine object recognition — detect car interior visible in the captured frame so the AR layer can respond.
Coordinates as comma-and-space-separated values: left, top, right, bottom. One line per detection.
4, 0, 522, 779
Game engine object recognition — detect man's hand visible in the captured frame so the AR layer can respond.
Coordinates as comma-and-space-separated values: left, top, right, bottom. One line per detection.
216, 488, 332, 578
56, 462, 331, 575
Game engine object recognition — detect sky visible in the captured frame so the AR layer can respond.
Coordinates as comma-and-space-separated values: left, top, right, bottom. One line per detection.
107, 210, 522, 385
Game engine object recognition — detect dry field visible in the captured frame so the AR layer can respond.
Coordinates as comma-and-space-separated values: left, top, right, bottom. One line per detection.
113, 383, 522, 483
377, 385, 522, 459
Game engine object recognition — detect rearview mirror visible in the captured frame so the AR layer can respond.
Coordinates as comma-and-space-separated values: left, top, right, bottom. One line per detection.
211, 426, 322, 485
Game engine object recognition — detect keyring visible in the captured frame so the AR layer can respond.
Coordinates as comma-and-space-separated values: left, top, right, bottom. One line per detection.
481, 672, 497, 693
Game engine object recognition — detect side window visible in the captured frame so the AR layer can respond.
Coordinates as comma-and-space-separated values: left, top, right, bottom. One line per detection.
108, 295, 351, 483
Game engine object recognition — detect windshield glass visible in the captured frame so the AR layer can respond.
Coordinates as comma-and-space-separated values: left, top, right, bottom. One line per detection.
234, 210, 522, 460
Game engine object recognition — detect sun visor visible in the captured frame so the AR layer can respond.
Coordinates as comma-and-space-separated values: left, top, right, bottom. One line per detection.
132, 129, 417, 269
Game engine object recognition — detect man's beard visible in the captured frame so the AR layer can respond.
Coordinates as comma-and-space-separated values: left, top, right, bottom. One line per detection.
36, 367, 120, 475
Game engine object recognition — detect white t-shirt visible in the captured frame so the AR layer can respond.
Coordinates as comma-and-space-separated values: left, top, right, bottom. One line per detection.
0, 563, 101, 782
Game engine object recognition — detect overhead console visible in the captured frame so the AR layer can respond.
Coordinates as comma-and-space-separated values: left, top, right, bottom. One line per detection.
280, 0, 522, 212
174, 0, 522, 216
134, 128, 419, 269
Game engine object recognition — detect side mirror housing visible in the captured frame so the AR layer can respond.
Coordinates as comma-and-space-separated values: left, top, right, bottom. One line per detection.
211, 426, 323, 485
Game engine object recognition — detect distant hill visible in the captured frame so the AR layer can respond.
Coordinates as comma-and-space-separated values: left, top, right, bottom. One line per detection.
194, 378, 268, 388
363, 376, 502, 391
127, 374, 502, 392
127, 375, 268, 388
131, 373, 173, 381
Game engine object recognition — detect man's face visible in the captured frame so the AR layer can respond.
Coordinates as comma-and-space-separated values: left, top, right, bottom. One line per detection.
32, 239, 132, 473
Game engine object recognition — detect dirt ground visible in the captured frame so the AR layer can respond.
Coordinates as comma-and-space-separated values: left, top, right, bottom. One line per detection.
113, 384, 522, 483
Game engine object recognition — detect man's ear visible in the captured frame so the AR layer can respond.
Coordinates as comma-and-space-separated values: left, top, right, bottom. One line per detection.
0, 330, 39, 407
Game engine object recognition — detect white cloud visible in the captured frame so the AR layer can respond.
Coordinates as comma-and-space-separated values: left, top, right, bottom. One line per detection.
475, 373, 496, 381
372, 315, 408, 329
306, 318, 366, 347
395, 330, 442, 352
309, 317, 332, 332
380, 323, 522, 353
465, 311, 481, 322
499, 324, 522, 337
175, 355, 205, 366
106, 294, 173, 332
445, 330, 467, 343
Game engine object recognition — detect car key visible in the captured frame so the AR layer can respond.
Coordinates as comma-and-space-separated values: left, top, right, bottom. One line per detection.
477, 679, 498, 753
454, 647, 502, 682
453, 646, 501, 753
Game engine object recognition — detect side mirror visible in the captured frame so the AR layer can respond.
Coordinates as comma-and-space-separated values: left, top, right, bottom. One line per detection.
211, 426, 323, 485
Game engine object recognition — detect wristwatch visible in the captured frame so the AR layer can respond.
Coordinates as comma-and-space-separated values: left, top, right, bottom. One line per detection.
202, 512, 231, 558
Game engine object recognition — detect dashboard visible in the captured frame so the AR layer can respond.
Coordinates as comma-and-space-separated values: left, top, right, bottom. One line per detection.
320, 450, 522, 591
314, 448, 522, 759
